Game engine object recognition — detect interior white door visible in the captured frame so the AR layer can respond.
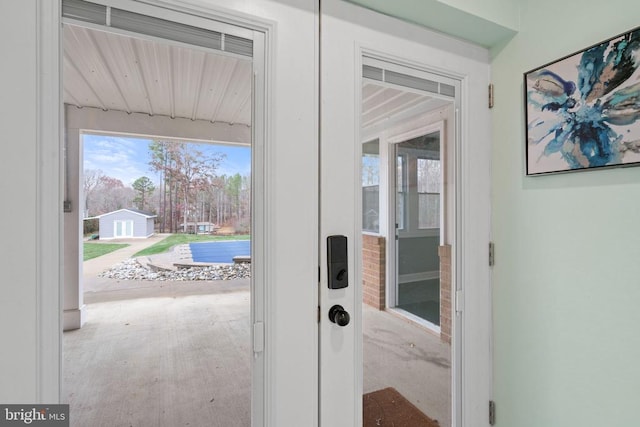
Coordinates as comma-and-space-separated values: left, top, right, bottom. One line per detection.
319, 1, 492, 426
49, 0, 320, 425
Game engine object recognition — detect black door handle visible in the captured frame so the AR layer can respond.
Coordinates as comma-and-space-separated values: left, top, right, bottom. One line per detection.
328, 305, 350, 327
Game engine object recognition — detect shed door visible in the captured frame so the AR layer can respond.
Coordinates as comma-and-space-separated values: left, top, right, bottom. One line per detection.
114, 220, 133, 238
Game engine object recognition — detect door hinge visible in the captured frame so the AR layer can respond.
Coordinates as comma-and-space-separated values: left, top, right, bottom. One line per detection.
489, 400, 496, 425
253, 321, 264, 354
489, 242, 495, 267
317, 306, 321, 323
488, 83, 494, 109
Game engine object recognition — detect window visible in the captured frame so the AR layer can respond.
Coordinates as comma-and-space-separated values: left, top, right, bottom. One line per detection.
362, 140, 380, 233
396, 154, 406, 230
417, 158, 440, 229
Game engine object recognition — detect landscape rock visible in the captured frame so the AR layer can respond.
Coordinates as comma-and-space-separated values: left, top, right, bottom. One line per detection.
99, 258, 251, 281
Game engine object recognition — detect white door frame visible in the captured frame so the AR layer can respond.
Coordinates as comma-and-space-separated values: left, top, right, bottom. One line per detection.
388, 119, 446, 333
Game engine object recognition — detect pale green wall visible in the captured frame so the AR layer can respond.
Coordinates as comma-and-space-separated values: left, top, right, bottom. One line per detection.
438, 0, 519, 30
492, 1, 640, 426
346, 0, 517, 48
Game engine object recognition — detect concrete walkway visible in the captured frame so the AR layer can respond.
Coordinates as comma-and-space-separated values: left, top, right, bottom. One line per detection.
83, 234, 170, 278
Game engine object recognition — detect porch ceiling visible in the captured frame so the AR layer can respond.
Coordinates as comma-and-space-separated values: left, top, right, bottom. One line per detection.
362, 82, 450, 130
63, 24, 252, 127
63, 24, 444, 133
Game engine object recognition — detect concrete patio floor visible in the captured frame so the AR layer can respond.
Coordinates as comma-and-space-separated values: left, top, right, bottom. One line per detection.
65, 279, 251, 427
66, 241, 450, 426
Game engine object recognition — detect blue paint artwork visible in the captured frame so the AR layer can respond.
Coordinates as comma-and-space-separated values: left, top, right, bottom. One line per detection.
525, 27, 640, 174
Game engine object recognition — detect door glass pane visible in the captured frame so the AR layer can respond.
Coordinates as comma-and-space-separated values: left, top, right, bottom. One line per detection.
396, 136, 441, 326
361, 76, 451, 426
419, 194, 440, 229
417, 158, 440, 229
74, 18, 255, 426
396, 155, 405, 230
362, 140, 380, 233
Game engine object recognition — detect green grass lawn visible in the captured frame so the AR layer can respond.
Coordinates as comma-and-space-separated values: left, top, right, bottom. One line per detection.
134, 234, 250, 257
83, 243, 130, 261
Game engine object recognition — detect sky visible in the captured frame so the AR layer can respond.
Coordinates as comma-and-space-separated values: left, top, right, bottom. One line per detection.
83, 134, 251, 187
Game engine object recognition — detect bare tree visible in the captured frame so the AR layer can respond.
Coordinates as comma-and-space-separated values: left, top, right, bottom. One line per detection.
149, 141, 225, 232
88, 176, 134, 215
83, 169, 104, 218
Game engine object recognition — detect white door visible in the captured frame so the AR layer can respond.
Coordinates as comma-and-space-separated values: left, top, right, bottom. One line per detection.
319, 1, 492, 426
114, 220, 133, 238
39, 0, 321, 425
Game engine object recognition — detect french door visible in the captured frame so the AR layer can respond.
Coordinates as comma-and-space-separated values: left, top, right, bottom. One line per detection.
113, 220, 133, 238
34, 0, 490, 425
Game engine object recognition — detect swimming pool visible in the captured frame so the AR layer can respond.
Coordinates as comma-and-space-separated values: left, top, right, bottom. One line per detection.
189, 240, 251, 263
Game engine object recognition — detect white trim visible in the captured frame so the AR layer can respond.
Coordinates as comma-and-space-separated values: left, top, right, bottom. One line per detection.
63, 306, 86, 331
37, 0, 63, 403
390, 307, 442, 335
399, 270, 439, 283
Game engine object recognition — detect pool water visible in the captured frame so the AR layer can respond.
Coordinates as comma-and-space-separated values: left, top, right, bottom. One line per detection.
189, 240, 251, 263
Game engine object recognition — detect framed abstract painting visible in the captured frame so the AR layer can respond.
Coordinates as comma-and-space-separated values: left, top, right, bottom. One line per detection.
524, 26, 640, 175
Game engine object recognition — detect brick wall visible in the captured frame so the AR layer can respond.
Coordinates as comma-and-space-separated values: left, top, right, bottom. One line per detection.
439, 244, 452, 344
362, 236, 452, 344
363, 234, 385, 310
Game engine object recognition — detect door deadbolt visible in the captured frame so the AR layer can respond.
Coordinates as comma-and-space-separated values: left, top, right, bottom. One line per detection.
327, 235, 348, 289
328, 305, 350, 327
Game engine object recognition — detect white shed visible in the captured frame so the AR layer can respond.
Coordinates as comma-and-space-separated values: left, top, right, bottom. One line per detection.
96, 208, 156, 239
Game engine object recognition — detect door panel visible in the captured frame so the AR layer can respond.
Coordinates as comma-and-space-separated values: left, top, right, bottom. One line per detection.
320, 1, 492, 426
56, 0, 319, 425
